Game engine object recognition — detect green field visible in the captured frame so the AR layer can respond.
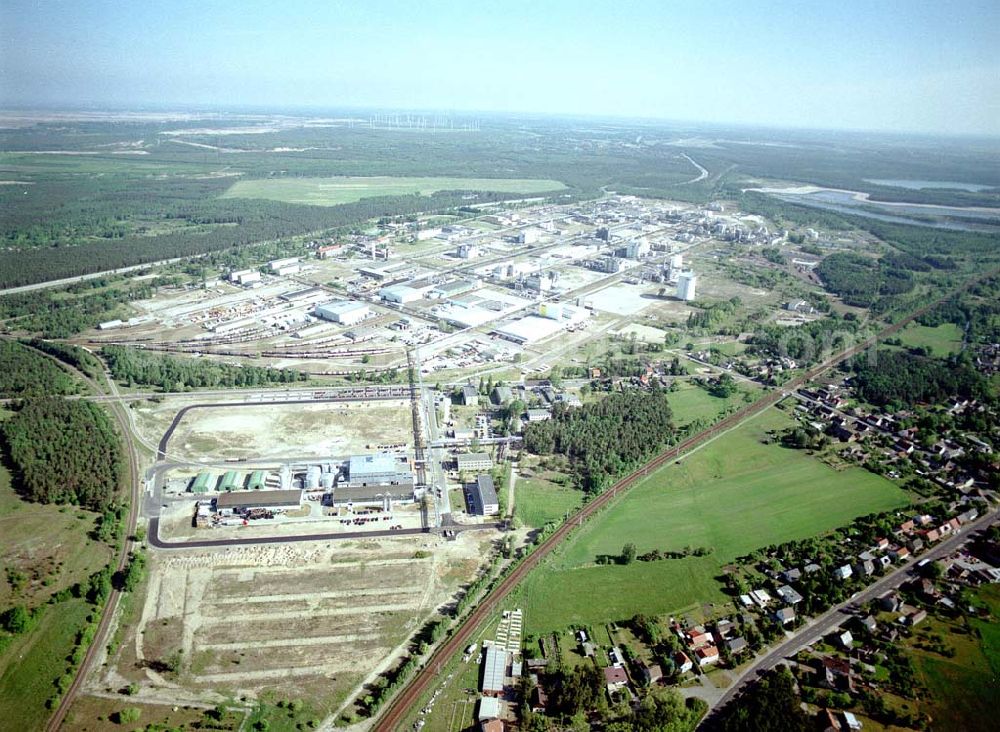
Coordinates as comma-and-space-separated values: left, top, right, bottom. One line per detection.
666, 381, 756, 428
908, 587, 1000, 732
513, 408, 910, 633
0, 598, 93, 731
0, 456, 111, 731
221, 176, 568, 206
897, 322, 964, 356
515, 473, 584, 528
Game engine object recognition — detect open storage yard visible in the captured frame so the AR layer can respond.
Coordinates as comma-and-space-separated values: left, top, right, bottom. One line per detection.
86, 534, 493, 722
512, 407, 910, 634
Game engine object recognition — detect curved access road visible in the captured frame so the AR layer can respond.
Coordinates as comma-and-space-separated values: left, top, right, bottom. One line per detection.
370, 269, 998, 732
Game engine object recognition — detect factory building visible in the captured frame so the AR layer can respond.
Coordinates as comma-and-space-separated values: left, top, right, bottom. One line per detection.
268, 257, 300, 271
315, 300, 370, 325
215, 489, 303, 513
229, 269, 261, 285
379, 284, 423, 304
428, 278, 480, 300
457, 452, 493, 472
481, 646, 509, 696
457, 243, 481, 259
624, 239, 650, 259
347, 454, 413, 487
677, 271, 698, 301
467, 474, 500, 515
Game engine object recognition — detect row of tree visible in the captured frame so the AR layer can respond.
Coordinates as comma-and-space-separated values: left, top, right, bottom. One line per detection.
101, 345, 307, 391
523, 388, 674, 494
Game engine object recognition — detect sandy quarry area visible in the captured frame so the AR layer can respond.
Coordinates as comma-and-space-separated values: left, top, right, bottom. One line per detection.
90, 533, 494, 716
135, 398, 413, 461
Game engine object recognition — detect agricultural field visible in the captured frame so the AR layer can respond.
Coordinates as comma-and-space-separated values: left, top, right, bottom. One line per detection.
221, 176, 568, 206
512, 407, 910, 634
141, 398, 413, 461
89, 535, 491, 724
897, 322, 965, 356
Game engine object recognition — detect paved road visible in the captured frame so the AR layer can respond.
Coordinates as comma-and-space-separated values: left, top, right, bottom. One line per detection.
703, 509, 998, 723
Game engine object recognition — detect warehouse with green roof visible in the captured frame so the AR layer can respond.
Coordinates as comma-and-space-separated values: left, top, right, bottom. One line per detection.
218, 471, 242, 492
189, 472, 217, 494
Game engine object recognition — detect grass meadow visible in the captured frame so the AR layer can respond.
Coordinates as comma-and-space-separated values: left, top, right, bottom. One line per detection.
221, 176, 567, 206
897, 322, 964, 356
512, 408, 910, 634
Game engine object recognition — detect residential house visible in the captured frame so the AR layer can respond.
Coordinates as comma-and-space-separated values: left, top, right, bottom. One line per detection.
675, 652, 693, 674
603, 666, 628, 692
776, 585, 803, 605
775, 607, 796, 625
642, 664, 663, 685
696, 645, 720, 667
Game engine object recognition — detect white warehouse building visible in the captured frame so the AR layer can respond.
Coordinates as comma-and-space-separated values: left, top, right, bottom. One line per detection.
314, 300, 370, 325
379, 284, 423, 304
677, 271, 698, 301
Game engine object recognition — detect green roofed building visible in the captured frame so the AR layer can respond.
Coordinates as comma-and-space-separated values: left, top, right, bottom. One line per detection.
247, 471, 266, 491
218, 471, 242, 492
190, 472, 216, 493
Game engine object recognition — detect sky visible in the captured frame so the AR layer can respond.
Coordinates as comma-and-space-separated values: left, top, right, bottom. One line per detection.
2, 0, 999, 136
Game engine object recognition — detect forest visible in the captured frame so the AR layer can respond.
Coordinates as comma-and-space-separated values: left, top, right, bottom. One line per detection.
2, 398, 124, 511
523, 387, 674, 493
848, 350, 986, 408
0, 341, 81, 397
101, 346, 308, 390
815, 252, 915, 308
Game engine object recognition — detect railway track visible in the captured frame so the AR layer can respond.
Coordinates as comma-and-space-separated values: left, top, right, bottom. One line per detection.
371, 271, 996, 731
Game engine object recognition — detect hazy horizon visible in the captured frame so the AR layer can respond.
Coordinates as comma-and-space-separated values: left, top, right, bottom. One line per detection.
2, 0, 999, 137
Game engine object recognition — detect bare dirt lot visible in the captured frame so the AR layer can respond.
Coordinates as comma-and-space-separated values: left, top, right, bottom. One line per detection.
137, 398, 413, 461
89, 533, 494, 718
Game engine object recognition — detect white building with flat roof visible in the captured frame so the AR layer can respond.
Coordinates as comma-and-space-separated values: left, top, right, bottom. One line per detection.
314, 300, 370, 325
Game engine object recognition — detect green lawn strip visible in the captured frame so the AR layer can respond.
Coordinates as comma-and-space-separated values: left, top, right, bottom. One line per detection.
222, 176, 568, 206
515, 408, 909, 634
0, 598, 94, 731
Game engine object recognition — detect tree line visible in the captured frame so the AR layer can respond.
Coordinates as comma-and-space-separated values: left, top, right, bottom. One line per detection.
2, 397, 123, 512
523, 388, 674, 494
101, 345, 307, 391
